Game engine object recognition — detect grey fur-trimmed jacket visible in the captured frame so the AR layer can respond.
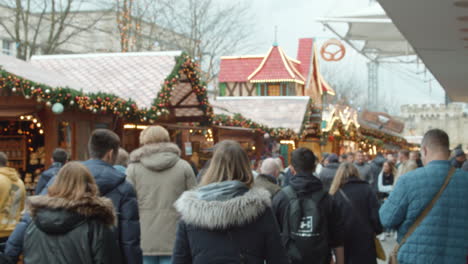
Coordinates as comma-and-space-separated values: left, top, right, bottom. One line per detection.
23, 195, 122, 264
172, 186, 289, 264
127, 142, 196, 256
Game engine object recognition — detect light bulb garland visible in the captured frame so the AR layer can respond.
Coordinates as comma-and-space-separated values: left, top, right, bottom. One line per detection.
0, 52, 213, 124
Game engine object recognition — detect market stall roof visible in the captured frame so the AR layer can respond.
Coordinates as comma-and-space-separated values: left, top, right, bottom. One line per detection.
31, 51, 182, 109
316, 4, 415, 61
0, 54, 82, 89
211, 96, 310, 133
377, 0, 468, 102
218, 38, 335, 95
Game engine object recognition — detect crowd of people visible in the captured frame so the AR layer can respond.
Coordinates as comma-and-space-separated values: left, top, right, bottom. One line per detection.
0, 127, 467, 264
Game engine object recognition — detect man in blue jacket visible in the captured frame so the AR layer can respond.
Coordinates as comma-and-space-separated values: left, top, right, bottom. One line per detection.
380, 129, 468, 264
34, 148, 68, 194
5, 129, 143, 264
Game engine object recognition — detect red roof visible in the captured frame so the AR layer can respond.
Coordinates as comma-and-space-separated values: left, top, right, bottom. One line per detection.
218, 57, 262, 83
248, 46, 305, 84
296, 38, 314, 78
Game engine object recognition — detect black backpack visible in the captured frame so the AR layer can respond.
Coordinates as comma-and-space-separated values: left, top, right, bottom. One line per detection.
281, 186, 329, 264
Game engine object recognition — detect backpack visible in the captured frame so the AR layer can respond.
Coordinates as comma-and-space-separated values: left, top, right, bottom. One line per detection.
281, 186, 329, 264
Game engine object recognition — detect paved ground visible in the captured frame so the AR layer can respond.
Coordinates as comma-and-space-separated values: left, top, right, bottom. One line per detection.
378, 235, 397, 264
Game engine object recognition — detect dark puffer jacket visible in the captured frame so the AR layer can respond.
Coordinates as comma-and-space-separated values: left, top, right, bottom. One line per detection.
318, 162, 340, 191
5, 159, 142, 264
23, 195, 121, 264
172, 187, 289, 264
34, 162, 62, 194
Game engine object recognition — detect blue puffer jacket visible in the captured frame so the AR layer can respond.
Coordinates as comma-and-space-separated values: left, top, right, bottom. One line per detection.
379, 160, 468, 264
34, 162, 62, 194
5, 159, 143, 264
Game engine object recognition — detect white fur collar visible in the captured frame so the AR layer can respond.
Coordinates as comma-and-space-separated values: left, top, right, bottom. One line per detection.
174, 187, 271, 230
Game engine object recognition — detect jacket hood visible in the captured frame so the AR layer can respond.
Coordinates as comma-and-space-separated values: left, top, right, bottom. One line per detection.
0, 167, 20, 181
82, 160, 126, 195
325, 163, 340, 169
174, 187, 271, 230
290, 173, 323, 195
372, 155, 386, 166
27, 195, 116, 234
129, 143, 181, 171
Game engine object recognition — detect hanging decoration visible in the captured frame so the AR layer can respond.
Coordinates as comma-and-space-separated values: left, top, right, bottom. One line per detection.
320, 39, 346, 62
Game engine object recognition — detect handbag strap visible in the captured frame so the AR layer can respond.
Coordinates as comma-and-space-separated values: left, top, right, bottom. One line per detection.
393, 167, 456, 253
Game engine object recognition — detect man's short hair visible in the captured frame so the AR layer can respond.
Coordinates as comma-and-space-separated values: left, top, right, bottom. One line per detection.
399, 149, 410, 158
0, 152, 7, 167
422, 129, 450, 153
347, 152, 355, 157
115, 148, 129, 167
291, 147, 316, 173
88, 129, 120, 159
52, 148, 68, 164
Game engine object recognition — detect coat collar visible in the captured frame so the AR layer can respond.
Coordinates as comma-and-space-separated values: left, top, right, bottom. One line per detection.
27, 195, 116, 226
174, 187, 271, 230
129, 142, 181, 163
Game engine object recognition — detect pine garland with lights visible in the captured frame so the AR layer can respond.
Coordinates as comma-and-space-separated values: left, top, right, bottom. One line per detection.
0, 52, 213, 123
213, 114, 298, 140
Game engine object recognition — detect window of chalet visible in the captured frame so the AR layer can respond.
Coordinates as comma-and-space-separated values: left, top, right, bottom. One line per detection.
219, 83, 227, 96
256, 83, 296, 96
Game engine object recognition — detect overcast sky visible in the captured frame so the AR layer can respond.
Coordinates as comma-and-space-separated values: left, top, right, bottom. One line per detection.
228, 0, 446, 114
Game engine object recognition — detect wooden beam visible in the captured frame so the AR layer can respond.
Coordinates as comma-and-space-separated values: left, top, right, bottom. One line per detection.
174, 91, 195, 106
225, 82, 238, 96
171, 105, 201, 109
245, 83, 256, 96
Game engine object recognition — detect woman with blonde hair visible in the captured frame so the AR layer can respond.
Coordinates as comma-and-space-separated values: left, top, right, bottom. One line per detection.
172, 140, 289, 264
23, 162, 120, 264
329, 162, 382, 264
127, 125, 196, 264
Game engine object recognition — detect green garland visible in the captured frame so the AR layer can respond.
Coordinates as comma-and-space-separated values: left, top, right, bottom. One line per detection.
213, 114, 298, 140
0, 52, 212, 123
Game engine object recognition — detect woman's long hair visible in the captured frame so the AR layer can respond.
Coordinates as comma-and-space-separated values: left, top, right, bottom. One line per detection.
329, 162, 361, 195
382, 161, 396, 175
48, 162, 99, 200
200, 140, 254, 187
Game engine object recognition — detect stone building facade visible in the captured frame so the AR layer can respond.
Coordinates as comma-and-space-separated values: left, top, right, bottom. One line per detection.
400, 103, 468, 150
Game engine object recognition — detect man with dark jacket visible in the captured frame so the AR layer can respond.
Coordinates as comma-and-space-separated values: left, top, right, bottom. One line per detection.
354, 151, 373, 184
5, 129, 143, 264
318, 154, 340, 191
255, 158, 281, 196
273, 148, 344, 264
34, 148, 68, 194
369, 153, 386, 192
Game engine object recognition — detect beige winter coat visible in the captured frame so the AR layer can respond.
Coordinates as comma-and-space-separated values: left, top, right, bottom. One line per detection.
127, 143, 196, 256
394, 160, 418, 184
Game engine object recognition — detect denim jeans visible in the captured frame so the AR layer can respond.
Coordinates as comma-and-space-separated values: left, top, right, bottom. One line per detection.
143, 256, 172, 264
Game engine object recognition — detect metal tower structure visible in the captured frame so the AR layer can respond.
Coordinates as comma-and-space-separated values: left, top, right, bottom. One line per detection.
367, 62, 379, 110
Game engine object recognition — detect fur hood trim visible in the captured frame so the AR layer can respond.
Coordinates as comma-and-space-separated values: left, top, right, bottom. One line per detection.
174, 187, 271, 230
129, 142, 181, 163
27, 195, 116, 226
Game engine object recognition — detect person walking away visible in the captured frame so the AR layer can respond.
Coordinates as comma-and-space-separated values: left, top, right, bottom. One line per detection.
273, 148, 344, 264
0, 152, 25, 243
329, 163, 382, 264
274, 157, 286, 186
35, 148, 68, 194
172, 140, 289, 264
113, 148, 129, 174
5, 129, 143, 264
369, 153, 386, 192
354, 151, 373, 184
376, 161, 395, 241
127, 126, 196, 264
450, 149, 466, 169
23, 162, 121, 264
393, 150, 417, 184
255, 158, 281, 196
409, 151, 423, 168
318, 153, 340, 192
315, 153, 329, 175
380, 129, 468, 264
